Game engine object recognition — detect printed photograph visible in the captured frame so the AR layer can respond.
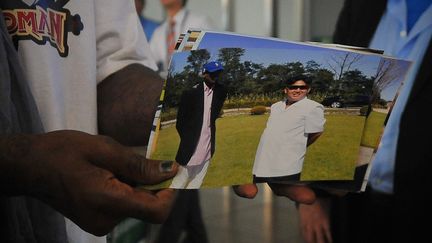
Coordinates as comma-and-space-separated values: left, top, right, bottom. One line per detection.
171, 30, 412, 191
146, 44, 409, 189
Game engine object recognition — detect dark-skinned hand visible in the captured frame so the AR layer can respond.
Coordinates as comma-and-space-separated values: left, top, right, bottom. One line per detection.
0, 130, 178, 236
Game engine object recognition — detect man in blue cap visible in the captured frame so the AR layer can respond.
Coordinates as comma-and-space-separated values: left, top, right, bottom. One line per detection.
170, 61, 227, 188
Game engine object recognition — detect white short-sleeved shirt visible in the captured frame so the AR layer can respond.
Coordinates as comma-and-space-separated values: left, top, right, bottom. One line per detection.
3, 0, 157, 134
2, 1, 157, 242
252, 98, 325, 177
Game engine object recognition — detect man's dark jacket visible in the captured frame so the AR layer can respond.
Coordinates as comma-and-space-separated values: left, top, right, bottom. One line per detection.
175, 82, 227, 166
333, 0, 432, 242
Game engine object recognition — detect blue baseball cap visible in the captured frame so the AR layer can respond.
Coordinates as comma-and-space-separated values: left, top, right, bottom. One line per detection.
202, 61, 224, 73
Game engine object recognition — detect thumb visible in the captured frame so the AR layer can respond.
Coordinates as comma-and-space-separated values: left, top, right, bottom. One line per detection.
88, 136, 178, 185
268, 183, 316, 204
130, 158, 179, 184
114, 154, 179, 185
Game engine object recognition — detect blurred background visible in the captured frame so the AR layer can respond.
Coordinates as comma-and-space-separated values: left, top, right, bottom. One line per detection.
143, 0, 344, 42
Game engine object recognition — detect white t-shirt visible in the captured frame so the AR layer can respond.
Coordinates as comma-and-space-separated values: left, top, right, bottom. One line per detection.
150, 8, 215, 77
253, 98, 325, 177
2, 0, 157, 242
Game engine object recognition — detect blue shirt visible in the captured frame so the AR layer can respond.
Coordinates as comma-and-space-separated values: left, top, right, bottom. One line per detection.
368, 0, 432, 194
139, 15, 160, 41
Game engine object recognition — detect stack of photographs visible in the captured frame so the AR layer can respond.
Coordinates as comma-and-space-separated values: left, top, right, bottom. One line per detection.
146, 29, 412, 192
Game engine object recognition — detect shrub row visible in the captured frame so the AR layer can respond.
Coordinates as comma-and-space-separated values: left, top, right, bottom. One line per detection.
250, 106, 267, 115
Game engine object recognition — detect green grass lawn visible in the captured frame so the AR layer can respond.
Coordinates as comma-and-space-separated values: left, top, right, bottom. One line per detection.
150, 113, 369, 188
301, 114, 364, 181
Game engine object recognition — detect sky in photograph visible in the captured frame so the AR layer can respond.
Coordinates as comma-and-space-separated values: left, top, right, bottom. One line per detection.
170, 31, 412, 101
171, 48, 383, 78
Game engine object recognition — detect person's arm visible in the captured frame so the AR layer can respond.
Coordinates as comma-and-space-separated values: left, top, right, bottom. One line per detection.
175, 90, 189, 138
298, 197, 333, 243
306, 103, 325, 147
307, 132, 323, 146
0, 130, 178, 236
97, 64, 163, 146
213, 86, 227, 120
95, 0, 162, 147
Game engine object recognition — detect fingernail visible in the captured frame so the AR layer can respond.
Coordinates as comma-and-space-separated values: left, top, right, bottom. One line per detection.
159, 160, 174, 172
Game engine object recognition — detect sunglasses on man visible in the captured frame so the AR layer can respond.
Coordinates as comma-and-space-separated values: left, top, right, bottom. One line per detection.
287, 85, 309, 90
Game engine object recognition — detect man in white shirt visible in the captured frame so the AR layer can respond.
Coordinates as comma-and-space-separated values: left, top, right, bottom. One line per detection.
150, 0, 215, 78
253, 75, 325, 182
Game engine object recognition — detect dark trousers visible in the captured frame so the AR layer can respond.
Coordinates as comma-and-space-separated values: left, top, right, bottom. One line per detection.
330, 187, 395, 243
155, 190, 208, 243
253, 173, 301, 183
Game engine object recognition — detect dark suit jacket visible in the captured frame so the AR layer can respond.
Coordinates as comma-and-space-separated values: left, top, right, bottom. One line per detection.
333, 0, 432, 241
175, 82, 227, 166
